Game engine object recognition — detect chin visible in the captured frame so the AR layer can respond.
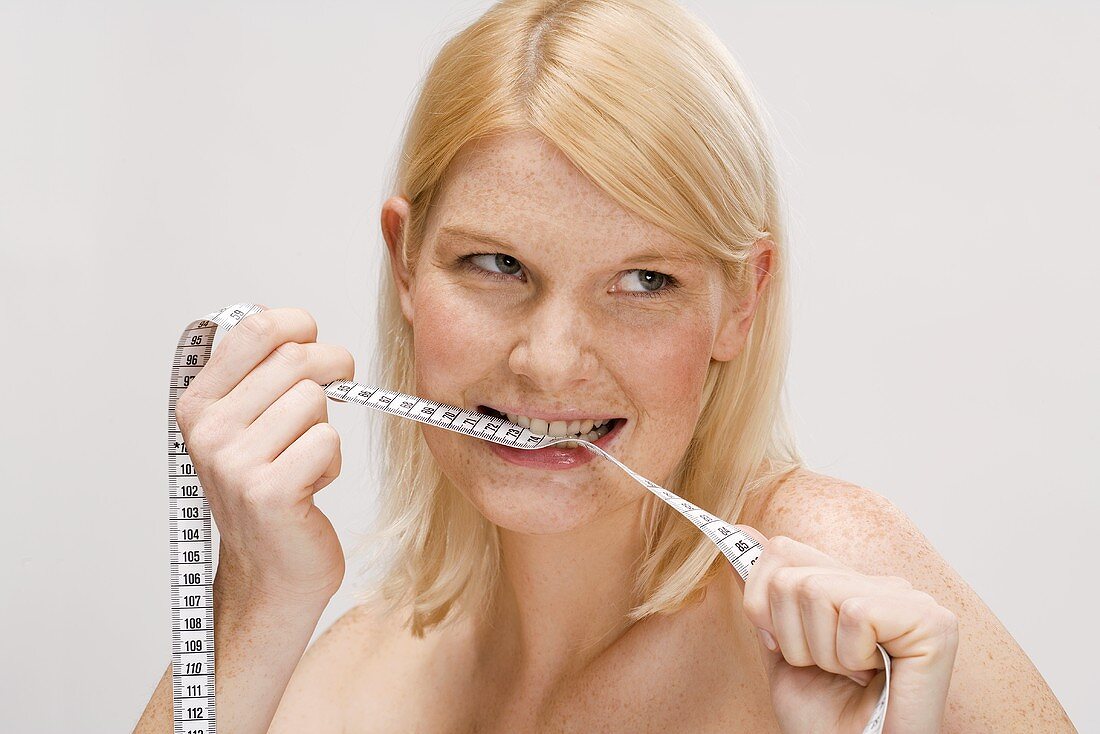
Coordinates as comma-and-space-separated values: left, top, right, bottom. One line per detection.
421, 419, 654, 534
460, 472, 643, 536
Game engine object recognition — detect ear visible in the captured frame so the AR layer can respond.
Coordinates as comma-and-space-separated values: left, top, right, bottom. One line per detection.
381, 195, 416, 324
711, 239, 775, 363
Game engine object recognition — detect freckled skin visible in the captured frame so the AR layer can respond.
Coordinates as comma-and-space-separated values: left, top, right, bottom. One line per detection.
348, 130, 781, 732
399, 130, 741, 535
264, 132, 1077, 733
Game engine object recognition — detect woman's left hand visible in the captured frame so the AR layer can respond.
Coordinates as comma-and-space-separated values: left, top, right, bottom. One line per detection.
735, 528, 960, 733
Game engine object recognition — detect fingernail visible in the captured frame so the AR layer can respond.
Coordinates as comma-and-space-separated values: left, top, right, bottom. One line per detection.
757, 628, 778, 651
847, 671, 874, 686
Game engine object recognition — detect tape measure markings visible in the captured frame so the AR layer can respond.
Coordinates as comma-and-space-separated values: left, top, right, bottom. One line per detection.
169, 304, 890, 734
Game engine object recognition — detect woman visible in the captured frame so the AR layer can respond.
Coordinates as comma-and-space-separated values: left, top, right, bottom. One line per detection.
138, 0, 1075, 731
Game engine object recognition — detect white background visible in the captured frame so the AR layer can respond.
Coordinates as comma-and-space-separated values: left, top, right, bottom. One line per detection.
1, 1, 1095, 731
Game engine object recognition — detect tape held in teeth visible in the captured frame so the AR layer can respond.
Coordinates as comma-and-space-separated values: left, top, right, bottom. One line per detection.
482, 407, 616, 442
170, 303, 892, 734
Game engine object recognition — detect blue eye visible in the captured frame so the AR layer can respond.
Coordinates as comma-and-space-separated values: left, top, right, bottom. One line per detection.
457, 253, 680, 299
465, 253, 522, 278
620, 269, 674, 298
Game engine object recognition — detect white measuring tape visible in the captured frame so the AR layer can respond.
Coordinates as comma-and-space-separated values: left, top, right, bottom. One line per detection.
169, 303, 890, 733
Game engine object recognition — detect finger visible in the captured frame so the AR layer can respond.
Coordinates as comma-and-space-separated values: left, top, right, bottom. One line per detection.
184, 308, 319, 407
310, 440, 343, 493
246, 378, 330, 462
768, 566, 858, 668
269, 422, 341, 504
767, 569, 913, 673
740, 532, 850, 630
836, 590, 957, 673
216, 342, 353, 428
797, 572, 897, 678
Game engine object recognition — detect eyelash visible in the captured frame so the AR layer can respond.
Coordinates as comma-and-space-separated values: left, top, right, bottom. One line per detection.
457, 253, 681, 299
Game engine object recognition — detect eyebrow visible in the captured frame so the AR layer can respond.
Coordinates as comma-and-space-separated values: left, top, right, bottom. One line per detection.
437, 224, 709, 267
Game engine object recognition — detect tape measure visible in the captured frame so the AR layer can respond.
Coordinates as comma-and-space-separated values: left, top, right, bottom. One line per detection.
168, 303, 890, 733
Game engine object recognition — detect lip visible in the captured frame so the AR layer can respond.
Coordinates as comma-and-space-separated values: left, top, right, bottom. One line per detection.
484, 414, 628, 470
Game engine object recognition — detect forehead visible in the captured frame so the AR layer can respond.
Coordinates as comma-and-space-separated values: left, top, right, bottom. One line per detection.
428, 131, 702, 263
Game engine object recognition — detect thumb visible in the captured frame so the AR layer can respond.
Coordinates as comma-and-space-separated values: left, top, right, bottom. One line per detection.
724, 525, 784, 674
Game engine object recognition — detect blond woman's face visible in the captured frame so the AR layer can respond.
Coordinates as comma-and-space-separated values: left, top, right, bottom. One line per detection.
386, 131, 754, 535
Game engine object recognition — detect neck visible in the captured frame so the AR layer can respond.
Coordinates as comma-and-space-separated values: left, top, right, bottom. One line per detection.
486, 496, 650, 689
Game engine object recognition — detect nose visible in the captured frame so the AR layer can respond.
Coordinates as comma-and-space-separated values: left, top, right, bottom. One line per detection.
508, 292, 598, 393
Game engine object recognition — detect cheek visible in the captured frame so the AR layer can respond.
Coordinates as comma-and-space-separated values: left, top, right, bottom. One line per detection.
410, 284, 497, 395
613, 316, 714, 416
407, 283, 515, 496
608, 316, 714, 481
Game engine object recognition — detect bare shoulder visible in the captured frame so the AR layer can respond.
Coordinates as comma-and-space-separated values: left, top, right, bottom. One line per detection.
742, 467, 1077, 732
269, 596, 447, 733
741, 467, 926, 576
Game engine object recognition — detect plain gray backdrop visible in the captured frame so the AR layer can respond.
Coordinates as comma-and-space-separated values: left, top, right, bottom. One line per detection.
1, 1, 1095, 731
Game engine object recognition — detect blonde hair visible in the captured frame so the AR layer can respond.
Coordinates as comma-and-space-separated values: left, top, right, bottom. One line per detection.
358, 0, 802, 637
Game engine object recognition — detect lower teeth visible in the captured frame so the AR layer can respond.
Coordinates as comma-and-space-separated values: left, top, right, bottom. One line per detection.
480, 408, 618, 448
554, 421, 614, 448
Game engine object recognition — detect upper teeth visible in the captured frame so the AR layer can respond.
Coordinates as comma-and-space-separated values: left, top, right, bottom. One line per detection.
503, 412, 613, 444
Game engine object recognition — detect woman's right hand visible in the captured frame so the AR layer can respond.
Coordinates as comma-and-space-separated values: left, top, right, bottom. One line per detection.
174, 306, 355, 611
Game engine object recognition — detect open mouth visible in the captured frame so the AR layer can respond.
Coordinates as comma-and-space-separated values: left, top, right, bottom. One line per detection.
476, 405, 625, 444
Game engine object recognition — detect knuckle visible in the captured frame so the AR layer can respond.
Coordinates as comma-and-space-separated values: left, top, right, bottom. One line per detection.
339, 347, 356, 376
885, 574, 913, 589
294, 377, 324, 400
838, 597, 869, 627
316, 421, 341, 448
288, 307, 318, 336
273, 341, 308, 368
796, 573, 831, 603
769, 566, 796, 595
908, 588, 936, 607
767, 535, 797, 555
186, 419, 224, 453
175, 395, 199, 430
931, 606, 959, 640
237, 312, 277, 343
770, 567, 796, 603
